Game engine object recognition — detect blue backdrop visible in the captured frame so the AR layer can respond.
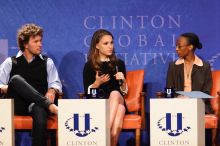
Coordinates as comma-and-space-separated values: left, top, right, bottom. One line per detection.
0, 0, 220, 145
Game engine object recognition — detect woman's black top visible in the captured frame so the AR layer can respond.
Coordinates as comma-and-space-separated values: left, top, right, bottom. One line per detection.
83, 59, 126, 99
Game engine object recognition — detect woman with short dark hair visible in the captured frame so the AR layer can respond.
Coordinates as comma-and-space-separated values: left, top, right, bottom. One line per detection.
166, 32, 213, 114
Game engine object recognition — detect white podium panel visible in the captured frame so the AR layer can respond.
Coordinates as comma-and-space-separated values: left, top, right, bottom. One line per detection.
150, 98, 205, 146
58, 99, 110, 146
0, 99, 14, 146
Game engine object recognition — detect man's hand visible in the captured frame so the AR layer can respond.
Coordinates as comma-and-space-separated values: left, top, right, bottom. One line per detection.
0, 85, 8, 94
45, 88, 56, 103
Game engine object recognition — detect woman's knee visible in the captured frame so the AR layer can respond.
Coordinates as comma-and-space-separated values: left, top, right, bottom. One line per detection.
110, 91, 120, 97
109, 91, 124, 103
118, 104, 126, 115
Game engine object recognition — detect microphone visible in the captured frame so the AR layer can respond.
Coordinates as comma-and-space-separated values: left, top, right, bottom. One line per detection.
115, 65, 123, 86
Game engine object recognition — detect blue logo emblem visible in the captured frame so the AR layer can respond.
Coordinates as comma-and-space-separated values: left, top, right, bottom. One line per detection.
157, 113, 191, 136
65, 113, 98, 137
0, 126, 5, 133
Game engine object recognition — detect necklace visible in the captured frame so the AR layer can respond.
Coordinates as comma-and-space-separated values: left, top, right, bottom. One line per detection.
184, 61, 193, 79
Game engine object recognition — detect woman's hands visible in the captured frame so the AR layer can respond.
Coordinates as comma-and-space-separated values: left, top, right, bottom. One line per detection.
114, 72, 125, 82
115, 72, 127, 94
92, 71, 110, 88
92, 71, 127, 89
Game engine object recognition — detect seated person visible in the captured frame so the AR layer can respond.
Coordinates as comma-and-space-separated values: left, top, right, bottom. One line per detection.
166, 32, 213, 114
0, 23, 62, 146
83, 29, 128, 146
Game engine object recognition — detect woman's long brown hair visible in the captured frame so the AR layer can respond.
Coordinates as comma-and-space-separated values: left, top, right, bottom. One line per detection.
87, 29, 118, 71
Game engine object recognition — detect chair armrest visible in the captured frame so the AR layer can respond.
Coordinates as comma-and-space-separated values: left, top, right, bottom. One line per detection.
217, 91, 220, 116
77, 92, 86, 99
156, 91, 164, 98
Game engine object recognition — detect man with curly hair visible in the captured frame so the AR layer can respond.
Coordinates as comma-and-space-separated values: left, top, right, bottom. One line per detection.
0, 23, 62, 146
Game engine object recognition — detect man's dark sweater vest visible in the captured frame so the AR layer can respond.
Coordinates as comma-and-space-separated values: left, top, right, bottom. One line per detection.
10, 55, 48, 96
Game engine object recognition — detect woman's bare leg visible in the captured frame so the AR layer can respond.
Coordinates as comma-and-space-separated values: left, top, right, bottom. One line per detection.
109, 91, 124, 129
109, 91, 125, 146
111, 104, 125, 146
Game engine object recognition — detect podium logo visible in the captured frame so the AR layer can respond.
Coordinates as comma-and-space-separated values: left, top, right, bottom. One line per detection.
157, 113, 191, 137
0, 127, 5, 133
0, 126, 5, 134
65, 113, 98, 137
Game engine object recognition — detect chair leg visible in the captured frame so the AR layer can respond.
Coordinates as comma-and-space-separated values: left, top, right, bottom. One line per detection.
135, 129, 140, 146
212, 128, 217, 146
56, 129, 58, 146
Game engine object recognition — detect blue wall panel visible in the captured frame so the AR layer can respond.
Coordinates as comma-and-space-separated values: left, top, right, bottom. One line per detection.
0, 0, 219, 145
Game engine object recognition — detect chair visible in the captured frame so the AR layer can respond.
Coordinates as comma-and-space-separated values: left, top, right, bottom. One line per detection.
0, 91, 62, 146
122, 69, 146, 146
14, 115, 58, 146
78, 69, 146, 146
205, 70, 220, 146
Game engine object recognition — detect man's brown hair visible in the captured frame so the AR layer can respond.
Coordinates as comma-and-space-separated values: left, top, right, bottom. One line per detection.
17, 23, 43, 51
